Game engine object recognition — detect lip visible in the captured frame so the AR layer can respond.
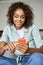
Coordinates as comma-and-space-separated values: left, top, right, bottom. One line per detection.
16, 21, 22, 24
17, 24, 21, 25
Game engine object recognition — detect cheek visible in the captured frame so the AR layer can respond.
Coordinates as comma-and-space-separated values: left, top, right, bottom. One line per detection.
13, 18, 16, 25
22, 19, 25, 23
13, 17, 16, 23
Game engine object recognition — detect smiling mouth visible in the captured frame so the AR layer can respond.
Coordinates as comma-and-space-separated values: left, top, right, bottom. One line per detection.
16, 21, 22, 24
17, 23, 21, 26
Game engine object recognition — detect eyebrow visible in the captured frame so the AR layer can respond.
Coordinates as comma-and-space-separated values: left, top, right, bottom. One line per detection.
14, 14, 25, 16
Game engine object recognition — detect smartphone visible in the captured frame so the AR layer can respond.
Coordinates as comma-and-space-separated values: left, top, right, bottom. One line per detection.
18, 38, 26, 44
15, 38, 27, 56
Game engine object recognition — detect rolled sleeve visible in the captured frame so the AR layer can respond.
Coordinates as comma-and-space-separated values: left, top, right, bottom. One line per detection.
0, 26, 9, 43
32, 25, 43, 48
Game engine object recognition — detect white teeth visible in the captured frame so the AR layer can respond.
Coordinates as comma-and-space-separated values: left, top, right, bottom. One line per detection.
17, 22, 21, 24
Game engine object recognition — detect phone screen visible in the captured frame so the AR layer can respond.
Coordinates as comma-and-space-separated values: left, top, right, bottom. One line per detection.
18, 38, 26, 44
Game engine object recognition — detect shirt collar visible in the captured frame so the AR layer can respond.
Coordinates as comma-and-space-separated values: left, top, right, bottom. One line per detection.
11, 24, 29, 34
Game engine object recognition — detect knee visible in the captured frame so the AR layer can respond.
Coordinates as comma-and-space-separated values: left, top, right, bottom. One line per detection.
32, 53, 42, 57
27, 53, 43, 65
31, 53, 43, 61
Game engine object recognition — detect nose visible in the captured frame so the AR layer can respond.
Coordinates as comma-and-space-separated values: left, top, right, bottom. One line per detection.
18, 17, 21, 21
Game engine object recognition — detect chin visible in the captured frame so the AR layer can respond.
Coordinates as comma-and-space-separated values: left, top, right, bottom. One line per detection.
16, 24, 23, 28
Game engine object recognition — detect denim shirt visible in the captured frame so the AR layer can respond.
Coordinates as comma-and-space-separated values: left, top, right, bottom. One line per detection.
0, 24, 43, 58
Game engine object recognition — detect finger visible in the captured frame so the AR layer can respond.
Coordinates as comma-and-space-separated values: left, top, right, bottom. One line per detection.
17, 43, 28, 48
8, 44, 14, 53
10, 42, 15, 49
16, 45, 27, 50
16, 44, 28, 51
16, 44, 28, 53
16, 44, 28, 50
16, 45, 27, 51
7, 45, 11, 53
10, 43, 16, 52
16, 46, 26, 53
8, 42, 15, 50
7, 42, 16, 53
3, 45, 8, 51
13, 42, 18, 47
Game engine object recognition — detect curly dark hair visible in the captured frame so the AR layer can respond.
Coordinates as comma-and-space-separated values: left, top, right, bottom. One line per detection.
7, 1, 34, 28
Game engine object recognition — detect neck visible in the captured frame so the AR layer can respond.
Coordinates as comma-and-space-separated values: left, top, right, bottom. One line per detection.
16, 26, 24, 30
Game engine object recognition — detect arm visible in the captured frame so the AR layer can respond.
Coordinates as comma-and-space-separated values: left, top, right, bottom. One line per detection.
15, 43, 43, 54
15, 25, 43, 54
0, 26, 9, 55
26, 46, 43, 54
26, 25, 43, 54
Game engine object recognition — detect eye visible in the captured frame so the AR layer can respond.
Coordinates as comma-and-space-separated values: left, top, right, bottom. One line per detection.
14, 15, 18, 18
21, 16, 25, 19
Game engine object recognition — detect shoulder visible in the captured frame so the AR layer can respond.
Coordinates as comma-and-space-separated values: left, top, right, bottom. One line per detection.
29, 24, 39, 31
3, 24, 16, 31
3, 25, 10, 31
3, 25, 10, 29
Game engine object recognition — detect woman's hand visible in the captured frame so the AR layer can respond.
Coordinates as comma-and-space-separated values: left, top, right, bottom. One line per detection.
16, 43, 28, 54
4, 42, 16, 54
0, 41, 6, 48
0, 47, 5, 55
0, 41, 6, 55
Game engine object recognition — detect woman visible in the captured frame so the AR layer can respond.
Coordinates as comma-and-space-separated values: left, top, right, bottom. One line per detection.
0, 1, 43, 65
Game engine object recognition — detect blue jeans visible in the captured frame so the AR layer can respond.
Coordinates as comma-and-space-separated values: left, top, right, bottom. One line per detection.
0, 53, 43, 65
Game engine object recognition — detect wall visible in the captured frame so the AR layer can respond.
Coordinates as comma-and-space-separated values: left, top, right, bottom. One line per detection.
0, 0, 43, 30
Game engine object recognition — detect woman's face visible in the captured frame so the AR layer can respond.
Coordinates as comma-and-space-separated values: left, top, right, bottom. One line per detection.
13, 8, 25, 29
